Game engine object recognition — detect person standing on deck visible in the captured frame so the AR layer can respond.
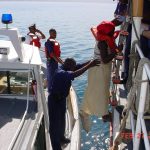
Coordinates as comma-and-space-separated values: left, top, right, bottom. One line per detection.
25, 24, 46, 48
48, 58, 100, 150
80, 21, 122, 132
45, 29, 63, 93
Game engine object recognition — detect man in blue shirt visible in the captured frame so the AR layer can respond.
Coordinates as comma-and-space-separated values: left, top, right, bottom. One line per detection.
45, 29, 63, 93
48, 58, 100, 150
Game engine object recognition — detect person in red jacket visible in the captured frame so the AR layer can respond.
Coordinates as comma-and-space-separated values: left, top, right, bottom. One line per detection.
25, 24, 45, 48
45, 28, 63, 93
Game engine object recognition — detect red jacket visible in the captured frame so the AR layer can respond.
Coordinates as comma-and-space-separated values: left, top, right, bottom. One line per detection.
91, 21, 120, 53
45, 39, 61, 59
28, 33, 41, 48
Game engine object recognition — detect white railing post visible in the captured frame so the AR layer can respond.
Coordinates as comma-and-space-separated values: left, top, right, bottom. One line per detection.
136, 44, 150, 80
134, 67, 148, 150
140, 116, 150, 150
130, 110, 135, 143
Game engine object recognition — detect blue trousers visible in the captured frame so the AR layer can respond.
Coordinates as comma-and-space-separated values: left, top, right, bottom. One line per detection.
46, 61, 58, 93
48, 94, 66, 150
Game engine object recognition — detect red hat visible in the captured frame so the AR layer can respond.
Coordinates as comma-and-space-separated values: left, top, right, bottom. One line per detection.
97, 21, 115, 35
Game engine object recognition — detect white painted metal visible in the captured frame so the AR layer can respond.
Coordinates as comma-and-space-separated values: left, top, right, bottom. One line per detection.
136, 44, 150, 80
131, 17, 142, 44
133, 64, 149, 150
0, 28, 24, 61
0, 41, 42, 66
140, 116, 150, 150
130, 110, 135, 143
8, 52, 33, 150
34, 65, 51, 150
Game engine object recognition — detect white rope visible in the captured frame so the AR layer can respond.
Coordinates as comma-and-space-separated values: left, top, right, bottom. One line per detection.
110, 58, 150, 150
126, 40, 140, 92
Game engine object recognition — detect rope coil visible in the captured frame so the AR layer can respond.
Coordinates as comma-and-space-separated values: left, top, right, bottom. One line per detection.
110, 58, 150, 150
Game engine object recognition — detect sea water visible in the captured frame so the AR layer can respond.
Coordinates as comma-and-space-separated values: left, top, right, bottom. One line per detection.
0, 1, 116, 149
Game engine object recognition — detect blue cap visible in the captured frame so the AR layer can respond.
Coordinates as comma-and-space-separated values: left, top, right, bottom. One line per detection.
2, 14, 12, 24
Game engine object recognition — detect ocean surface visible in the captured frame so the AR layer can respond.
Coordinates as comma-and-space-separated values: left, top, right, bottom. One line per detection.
0, 1, 116, 149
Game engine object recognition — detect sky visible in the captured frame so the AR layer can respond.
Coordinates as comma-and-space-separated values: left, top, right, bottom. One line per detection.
1, 0, 115, 2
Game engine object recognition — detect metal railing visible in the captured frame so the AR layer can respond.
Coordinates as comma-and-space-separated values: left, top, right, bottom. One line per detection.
8, 44, 34, 150
8, 70, 31, 150
132, 44, 150, 150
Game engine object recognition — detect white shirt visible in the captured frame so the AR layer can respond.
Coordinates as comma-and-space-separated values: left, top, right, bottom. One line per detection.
25, 32, 42, 45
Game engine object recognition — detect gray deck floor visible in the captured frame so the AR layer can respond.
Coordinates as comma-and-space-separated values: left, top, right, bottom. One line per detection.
0, 98, 37, 150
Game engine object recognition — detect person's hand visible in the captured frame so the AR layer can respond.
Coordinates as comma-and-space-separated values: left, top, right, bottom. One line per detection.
116, 15, 126, 22
126, 16, 131, 23
120, 30, 129, 36
36, 29, 41, 33
89, 59, 100, 68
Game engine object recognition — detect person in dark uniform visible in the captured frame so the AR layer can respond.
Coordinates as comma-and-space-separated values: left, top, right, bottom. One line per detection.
45, 29, 63, 93
48, 58, 100, 150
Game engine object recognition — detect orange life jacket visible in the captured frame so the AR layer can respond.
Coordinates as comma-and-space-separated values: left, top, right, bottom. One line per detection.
28, 33, 41, 48
45, 39, 61, 59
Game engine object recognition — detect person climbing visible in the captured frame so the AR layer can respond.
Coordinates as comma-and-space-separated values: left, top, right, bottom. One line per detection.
80, 21, 123, 132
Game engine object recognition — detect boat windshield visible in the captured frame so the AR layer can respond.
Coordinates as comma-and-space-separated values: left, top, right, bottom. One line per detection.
0, 70, 34, 95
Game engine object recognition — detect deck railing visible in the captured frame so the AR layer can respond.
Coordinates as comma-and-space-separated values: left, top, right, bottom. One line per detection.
131, 44, 150, 150
8, 44, 34, 150
8, 71, 31, 150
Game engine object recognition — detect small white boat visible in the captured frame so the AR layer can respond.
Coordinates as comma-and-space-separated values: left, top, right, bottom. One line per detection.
0, 14, 80, 150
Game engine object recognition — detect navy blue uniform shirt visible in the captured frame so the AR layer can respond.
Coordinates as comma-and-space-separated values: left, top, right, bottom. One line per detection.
50, 64, 82, 97
45, 40, 54, 58
50, 66, 75, 97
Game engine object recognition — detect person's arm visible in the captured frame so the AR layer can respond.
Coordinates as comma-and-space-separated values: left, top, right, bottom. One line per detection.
98, 41, 116, 64
142, 30, 150, 39
75, 60, 91, 70
50, 53, 64, 64
36, 29, 46, 39
72, 59, 100, 78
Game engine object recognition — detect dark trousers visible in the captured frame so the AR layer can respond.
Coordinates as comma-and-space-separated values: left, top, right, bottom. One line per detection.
140, 35, 150, 60
48, 94, 66, 150
46, 61, 58, 93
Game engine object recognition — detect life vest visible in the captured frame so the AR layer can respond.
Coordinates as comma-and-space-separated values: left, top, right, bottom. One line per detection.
45, 38, 61, 59
28, 33, 41, 48
91, 21, 121, 53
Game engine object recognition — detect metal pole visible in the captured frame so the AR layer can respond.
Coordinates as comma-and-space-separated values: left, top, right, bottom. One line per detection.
140, 116, 150, 150
134, 68, 148, 150
130, 110, 135, 143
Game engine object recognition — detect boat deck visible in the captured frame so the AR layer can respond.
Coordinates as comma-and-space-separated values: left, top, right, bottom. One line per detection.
0, 97, 37, 150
